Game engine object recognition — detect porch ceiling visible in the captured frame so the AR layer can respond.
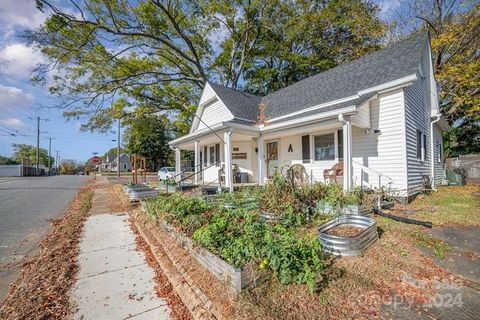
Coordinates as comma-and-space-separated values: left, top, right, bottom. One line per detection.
261, 118, 342, 140
171, 129, 257, 150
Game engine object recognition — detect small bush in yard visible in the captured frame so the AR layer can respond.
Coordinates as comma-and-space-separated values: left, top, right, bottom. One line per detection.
146, 193, 212, 235
264, 226, 323, 293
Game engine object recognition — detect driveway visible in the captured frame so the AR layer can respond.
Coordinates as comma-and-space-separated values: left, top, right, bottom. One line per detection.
0, 175, 88, 303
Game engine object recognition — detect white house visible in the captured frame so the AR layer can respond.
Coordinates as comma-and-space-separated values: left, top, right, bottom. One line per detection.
169, 33, 449, 202
101, 153, 131, 172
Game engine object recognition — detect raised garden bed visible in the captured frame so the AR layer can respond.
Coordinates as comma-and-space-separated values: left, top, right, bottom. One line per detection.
155, 216, 265, 293
317, 201, 368, 216
260, 211, 284, 223
318, 215, 378, 256
124, 183, 150, 193
129, 188, 160, 201
159, 182, 177, 193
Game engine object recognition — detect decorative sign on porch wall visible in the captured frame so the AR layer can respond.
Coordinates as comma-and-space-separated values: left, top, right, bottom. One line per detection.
233, 147, 240, 151
232, 153, 247, 160
288, 144, 293, 152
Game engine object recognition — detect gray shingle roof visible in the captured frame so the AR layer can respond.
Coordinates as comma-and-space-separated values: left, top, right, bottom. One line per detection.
208, 32, 427, 122
267, 92, 378, 124
208, 83, 261, 122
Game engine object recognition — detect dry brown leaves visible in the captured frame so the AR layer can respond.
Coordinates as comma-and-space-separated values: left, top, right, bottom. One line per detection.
0, 183, 94, 320
130, 219, 192, 320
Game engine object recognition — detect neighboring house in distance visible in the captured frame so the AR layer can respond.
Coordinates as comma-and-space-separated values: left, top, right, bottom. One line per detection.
169, 33, 449, 202
101, 154, 116, 171
101, 153, 131, 172
111, 153, 131, 172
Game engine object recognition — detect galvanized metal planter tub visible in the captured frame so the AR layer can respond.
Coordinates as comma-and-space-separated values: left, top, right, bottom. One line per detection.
316, 201, 339, 215
260, 211, 284, 223
159, 183, 177, 193
317, 201, 369, 216
223, 198, 258, 210
342, 204, 368, 215
129, 188, 159, 201
318, 215, 378, 256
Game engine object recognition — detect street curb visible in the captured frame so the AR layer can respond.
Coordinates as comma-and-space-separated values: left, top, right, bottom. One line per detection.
133, 218, 217, 320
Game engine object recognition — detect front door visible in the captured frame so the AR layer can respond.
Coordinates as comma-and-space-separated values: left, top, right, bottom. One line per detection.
266, 141, 279, 178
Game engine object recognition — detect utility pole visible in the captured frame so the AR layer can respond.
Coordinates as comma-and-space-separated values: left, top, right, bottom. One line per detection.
47, 138, 55, 176
29, 116, 49, 175
36, 117, 40, 173
117, 118, 121, 178
55, 151, 60, 175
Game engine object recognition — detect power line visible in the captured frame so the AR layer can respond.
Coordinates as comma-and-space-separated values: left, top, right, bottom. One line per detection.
0, 73, 43, 89
0, 123, 27, 136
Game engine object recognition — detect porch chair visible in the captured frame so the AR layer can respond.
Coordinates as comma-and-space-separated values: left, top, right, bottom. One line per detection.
323, 162, 343, 183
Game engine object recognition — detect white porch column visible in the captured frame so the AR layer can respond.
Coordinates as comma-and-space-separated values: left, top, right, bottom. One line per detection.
257, 136, 265, 186
224, 130, 233, 191
194, 140, 200, 184
174, 148, 181, 182
339, 114, 353, 191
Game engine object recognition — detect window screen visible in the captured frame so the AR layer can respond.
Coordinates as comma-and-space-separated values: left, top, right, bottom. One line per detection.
338, 130, 343, 160
314, 133, 335, 161
209, 146, 215, 165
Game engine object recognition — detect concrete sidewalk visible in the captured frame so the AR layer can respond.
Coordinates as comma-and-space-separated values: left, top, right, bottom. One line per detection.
70, 179, 171, 319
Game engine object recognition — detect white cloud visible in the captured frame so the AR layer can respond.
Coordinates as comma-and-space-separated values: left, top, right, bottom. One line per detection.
0, 43, 45, 79
0, 0, 49, 33
0, 84, 35, 114
376, 0, 401, 21
0, 117, 28, 129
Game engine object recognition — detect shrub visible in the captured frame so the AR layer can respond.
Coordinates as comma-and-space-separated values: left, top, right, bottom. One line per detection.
146, 193, 211, 235
264, 226, 323, 293
193, 210, 266, 267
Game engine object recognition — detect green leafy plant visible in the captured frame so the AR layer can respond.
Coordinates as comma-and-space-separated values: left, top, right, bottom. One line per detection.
145, 193, 212, 235
193, 209, 324, 292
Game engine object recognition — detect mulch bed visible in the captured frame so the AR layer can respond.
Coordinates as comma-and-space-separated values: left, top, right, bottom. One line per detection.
326, 226, 364, 237
0, 184, 94, 320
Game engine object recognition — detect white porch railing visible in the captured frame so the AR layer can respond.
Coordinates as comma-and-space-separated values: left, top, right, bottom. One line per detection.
352, 160, 394, 190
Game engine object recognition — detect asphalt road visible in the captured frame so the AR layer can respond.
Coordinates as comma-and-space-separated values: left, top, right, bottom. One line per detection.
0, 175, 88, 303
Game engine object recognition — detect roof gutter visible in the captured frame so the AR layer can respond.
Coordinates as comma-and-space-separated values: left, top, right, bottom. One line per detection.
261, 106, 357, 132
169, 123, 226, 146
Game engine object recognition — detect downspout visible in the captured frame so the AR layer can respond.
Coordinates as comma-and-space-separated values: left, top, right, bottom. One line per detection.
430, 115, 441, 190
338, 113, 352, 191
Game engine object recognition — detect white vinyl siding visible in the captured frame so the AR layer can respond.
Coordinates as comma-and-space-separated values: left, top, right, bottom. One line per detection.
278, 130, 341, 183
231, 141, 256, 182
404, 77, 431, 194
352, 91, 408, 191
196, 98, 234, 131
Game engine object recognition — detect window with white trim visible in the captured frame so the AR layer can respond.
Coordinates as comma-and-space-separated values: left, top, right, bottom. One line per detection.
313, 133, 335, 161
204, 143, 220, 166
416, 129, 426, 161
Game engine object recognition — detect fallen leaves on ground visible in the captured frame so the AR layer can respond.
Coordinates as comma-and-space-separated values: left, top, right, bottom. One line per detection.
130, 216, 193, 320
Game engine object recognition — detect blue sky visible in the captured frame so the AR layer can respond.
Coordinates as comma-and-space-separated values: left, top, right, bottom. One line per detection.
0, 1, 119, 162
0, 0, 396, 163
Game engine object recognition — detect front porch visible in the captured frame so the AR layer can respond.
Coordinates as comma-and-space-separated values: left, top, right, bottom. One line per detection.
170, 112, 391, 192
